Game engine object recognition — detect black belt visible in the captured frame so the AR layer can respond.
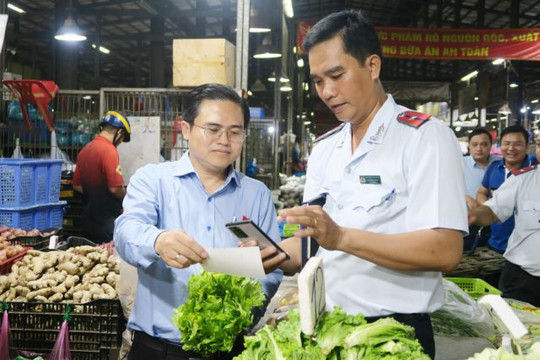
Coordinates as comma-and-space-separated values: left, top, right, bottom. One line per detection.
365, 312, 429, 323
132, 330, 216, 360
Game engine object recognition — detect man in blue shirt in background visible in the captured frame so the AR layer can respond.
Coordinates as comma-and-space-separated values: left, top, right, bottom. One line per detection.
114, 83, 283, 360
476, 125, 535, 252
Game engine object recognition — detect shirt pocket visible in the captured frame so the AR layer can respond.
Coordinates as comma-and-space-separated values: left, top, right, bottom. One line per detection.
521, 201, 540, 230
352, 186, 397, 212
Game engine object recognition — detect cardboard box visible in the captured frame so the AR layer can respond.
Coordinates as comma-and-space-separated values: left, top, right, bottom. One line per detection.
173, 38, 235, 87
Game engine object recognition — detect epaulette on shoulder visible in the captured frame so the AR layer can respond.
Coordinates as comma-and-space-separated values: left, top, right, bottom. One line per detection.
397, 111, 431, 128
314, 123, 345, 144
511, 164, 537, 176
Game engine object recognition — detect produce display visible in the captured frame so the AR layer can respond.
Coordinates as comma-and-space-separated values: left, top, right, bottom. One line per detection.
234, 307, 430, 359
497, 300, 540, 353
431, 280, 495, 338
277, 175, 305, 208
172, 271, 266, 356
0, 240, 26, 263
0, 246, 119, 302
445, 247, 505, 277
467, 342, 540, 359
0, 227, 37, 239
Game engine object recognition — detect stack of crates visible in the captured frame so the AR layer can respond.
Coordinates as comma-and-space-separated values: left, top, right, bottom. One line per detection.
0, 158, 66, 230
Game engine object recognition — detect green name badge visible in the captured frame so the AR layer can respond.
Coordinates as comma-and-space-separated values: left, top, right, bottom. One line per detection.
359, 175, 381, 184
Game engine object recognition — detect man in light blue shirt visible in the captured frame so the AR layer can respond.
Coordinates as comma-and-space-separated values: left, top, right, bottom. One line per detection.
462, 127, 499, 250
462, 128, 498, 200
114, 83, 283, 360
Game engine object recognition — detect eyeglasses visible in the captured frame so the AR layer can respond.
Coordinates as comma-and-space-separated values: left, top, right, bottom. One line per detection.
192, 124, 247, 143
501, 141, 526, 148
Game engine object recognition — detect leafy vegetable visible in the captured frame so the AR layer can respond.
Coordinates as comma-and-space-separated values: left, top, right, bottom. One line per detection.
234, 307, 430, 359
172, 271, 265, 355
315, 306, 366, 355
467, 341, 540, 359
343, 317, 414, 348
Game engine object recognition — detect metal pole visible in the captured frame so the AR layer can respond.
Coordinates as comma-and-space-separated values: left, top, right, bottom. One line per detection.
272, 3, 283, 189
235, 0, 250, 173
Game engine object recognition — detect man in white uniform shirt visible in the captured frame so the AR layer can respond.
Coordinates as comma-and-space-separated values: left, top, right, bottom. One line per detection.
469, 132, 540, 306
245, 9, 468, 359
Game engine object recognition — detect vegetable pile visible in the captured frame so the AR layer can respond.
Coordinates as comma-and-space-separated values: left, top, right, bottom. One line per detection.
467, 342, 540, 359
0, 246, 119, 302
234, 307, 430, 359
172, 271, 266, 356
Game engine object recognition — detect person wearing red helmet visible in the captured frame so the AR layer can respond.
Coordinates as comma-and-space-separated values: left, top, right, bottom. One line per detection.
73, 110, 132, 244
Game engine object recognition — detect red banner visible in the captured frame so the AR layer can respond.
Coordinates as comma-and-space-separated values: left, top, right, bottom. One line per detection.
297, 20, 316, 55
376, 27, 540, 60
296, 22, 540, 60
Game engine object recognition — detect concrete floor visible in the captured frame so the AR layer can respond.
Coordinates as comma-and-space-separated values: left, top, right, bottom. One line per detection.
435, 335, 494, 360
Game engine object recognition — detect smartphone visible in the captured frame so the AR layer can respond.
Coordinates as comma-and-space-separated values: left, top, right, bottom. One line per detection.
301, 194, 327, 268
226, 220, 290, 260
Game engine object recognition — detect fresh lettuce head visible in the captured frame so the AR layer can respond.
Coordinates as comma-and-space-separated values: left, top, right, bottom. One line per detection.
343, 317, 416, 348
315, 306, 367, 355
172, 271, 265, 355
235, 307, 430, 359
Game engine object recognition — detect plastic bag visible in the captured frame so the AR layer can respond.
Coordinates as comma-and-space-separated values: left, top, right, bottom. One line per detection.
431, 279, 495, 338
0, 307, 13, 360
494, 299, 540, 352
11, 138, 23, 159
48, 320, 71, 360
1, 302, 72, 360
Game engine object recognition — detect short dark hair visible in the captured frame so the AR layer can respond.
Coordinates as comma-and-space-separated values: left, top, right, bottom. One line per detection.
500, 125, 529, 144
182, 83, 250, 128
468, 127, 492, 143
303, 9, 382, 66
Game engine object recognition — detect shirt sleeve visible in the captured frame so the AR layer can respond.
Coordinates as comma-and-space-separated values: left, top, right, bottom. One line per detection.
252, 184, 284, 299
303, 141, 328, 202
484, 175, 518, 223
103, 147, 124, 187
114, 164, 163, 269
405, 122, 468, 233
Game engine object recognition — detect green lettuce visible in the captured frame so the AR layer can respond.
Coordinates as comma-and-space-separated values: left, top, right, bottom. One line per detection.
172, 271, 265, 355
315, 306, 366, 355
343, 317, 415, 348
235, 307, 430, 359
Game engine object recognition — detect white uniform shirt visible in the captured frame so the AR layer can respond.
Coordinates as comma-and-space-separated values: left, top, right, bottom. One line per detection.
484, 166, 540, 276
304, 95, 468, 317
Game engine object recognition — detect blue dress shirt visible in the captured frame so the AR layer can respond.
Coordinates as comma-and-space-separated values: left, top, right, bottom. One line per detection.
481, 155, 536, 251
114, 152, 283, 342
462, 155, 500, 198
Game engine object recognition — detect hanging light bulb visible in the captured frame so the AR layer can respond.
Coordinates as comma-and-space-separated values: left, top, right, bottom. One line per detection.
498, 103, 512, 115
253, 35, 281, 59
55, 15, 86, 41
55, 2, 86, 42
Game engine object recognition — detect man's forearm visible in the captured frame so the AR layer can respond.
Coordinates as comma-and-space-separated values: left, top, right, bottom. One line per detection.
471, 205, 499, 226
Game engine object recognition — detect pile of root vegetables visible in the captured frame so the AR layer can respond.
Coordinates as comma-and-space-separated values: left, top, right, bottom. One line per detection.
0, 245, 119, 303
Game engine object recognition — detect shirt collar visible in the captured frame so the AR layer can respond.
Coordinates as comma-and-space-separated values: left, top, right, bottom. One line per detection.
497, 155, 533, 169
365, 94, 395, 144
471, 155, 495, 169
173, 151, 240, 188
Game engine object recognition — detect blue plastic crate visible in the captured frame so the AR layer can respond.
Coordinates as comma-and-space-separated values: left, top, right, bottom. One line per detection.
48, 160, 63, 203
0, 206, 35, 229
0, 159, 37, 207
0, 158, 64, 207
33, 202, 66, 230
0, 201, 66, 230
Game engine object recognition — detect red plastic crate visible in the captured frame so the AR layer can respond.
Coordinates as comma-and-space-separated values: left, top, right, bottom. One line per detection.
0, 247, 30, 274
